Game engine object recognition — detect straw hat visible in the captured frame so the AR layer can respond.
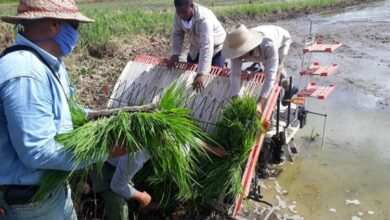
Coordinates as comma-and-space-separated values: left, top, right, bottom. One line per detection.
222, 24, 264, 59
1, 0, 94, 24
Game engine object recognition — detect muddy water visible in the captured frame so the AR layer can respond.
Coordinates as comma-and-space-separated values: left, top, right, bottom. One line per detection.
247, 1, 390, 219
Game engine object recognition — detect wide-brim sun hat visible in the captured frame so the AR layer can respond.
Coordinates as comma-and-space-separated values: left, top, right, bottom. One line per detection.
222, 24, 264, 59
1, 0, 94, 24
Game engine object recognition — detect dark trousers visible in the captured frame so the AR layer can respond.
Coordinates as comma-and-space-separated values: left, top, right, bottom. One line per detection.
187, 51, 225, 68
91, 163, 128, 220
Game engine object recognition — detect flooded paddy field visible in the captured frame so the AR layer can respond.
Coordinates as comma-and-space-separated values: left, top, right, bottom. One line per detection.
244, 1, 390, 219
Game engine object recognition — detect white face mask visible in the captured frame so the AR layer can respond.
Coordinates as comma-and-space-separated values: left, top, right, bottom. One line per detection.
181, 18, 193, 30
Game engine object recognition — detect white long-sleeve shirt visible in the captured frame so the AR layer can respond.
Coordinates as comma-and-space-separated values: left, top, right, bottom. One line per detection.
108, 150, 150, 199
230, 25, 292, 99
171, 3, 226, 75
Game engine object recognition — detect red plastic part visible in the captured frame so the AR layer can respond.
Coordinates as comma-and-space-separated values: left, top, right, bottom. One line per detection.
133, 55, 264, 83
240, 72, 266, 83
209, 66, 225, 77
134, 55, 197, 71
303, 41, 342, 53
297, 82, 336, 100
300, 62, 338, 76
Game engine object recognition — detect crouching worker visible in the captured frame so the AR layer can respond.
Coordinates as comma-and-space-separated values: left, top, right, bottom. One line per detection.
0, 0, 127, 219
167, 0, 226, 92
222, 24, 296, 114
90, 149, 152, 220
109, 150, 151, 209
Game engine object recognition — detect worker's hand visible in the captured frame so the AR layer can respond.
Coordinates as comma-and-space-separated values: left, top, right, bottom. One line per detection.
108, 138, 127, 158
108, 146, 127, 159
204, 143, 228, 157
256, 97, 267, 116
192, 74, 206, 93
167, 55, 179, 70
133, 190, 152, 209
262, 119, 270, 130
256, 103, 263, 116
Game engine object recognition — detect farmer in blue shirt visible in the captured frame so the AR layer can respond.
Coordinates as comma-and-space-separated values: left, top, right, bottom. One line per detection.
0, 0, 130, 219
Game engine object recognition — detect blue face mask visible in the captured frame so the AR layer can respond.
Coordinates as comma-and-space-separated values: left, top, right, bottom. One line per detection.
53, 22, 80, 56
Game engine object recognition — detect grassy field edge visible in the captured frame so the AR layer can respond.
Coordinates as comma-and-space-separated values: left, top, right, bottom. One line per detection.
0, 0, 374, 107
78, 0, 371, 50
0, 0, 374, 53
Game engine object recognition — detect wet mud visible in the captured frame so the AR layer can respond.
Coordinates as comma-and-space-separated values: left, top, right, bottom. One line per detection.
245, 1, 390, 219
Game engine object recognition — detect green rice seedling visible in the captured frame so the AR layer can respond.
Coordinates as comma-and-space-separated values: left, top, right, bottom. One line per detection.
133, 142, 209, 209
158, 82, 188, 110
200, 97, 264, 201
67, 97, 89, 128
152, 96, 264, 213
34, 84, 209, 203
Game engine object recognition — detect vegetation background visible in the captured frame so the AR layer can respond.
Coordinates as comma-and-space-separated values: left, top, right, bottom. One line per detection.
0, 0, 368, 107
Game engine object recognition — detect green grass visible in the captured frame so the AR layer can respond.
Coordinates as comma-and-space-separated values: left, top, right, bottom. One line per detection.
78, 0, 273, 9
77, 0, 356, 49
79, 6, 173, 50
0, 0, 362, 52
216, 0, 356, 17
0, 0, 17, 4
0, 3, 14, 16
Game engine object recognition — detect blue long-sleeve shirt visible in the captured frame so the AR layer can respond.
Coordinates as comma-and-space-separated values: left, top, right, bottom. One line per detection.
0, 34, 91, 185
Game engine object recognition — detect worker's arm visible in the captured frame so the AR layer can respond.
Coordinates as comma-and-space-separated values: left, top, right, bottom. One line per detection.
230, 58, 243, 98
260, 44, 279, 100
1, 77, 107, 171
192, 19, 215, 92
109, 150, 151, 208
169, 16, 185, 60
197, 19, 214, 75
278, 38, 292, 65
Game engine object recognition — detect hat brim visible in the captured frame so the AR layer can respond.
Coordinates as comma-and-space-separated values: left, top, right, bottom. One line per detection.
222, 30, 264, 59
1, 12, 94, 24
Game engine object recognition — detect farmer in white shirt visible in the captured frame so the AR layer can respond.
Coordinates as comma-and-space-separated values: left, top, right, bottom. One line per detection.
108, 150, 151, 208
222, 24, 296, 113
167, 0, 226, 92
91, 150, 152, 220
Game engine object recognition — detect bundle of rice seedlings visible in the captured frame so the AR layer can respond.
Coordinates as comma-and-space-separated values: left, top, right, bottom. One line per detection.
133, 139, 208, 210
34, 84, 209, 202
67, 96, 89, 128
200, 96, 264, 202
